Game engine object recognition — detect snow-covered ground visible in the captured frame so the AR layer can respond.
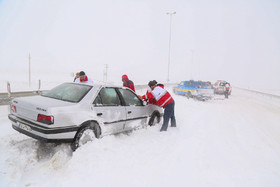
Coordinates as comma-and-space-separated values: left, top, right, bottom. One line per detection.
248, 88, 280, 98
1, 87, 280, 187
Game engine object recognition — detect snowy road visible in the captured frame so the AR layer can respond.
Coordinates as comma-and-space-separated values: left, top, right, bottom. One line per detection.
0, 88, 280, 187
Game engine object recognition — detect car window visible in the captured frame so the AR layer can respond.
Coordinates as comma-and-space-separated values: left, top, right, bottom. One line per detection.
180, 82, 184, 86
206, 83, 212, 88
93, 94, 102, 106
118, 88, 142, 106
42, 83, 92, 103
94, 88, 121, 106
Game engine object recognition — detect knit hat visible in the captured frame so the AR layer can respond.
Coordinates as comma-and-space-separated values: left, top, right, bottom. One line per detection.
79, 71, 85, 76
148, 80, 157, 87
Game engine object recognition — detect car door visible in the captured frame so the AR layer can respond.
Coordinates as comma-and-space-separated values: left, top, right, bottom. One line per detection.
117, 88, 148, 130
93, 87, 126, 135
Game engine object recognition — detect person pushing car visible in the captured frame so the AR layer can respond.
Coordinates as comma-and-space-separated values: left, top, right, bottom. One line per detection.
138, 80, 176, 132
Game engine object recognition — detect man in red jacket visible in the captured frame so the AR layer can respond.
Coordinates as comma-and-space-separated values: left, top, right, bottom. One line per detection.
139, 80, 176, 131
122, 74, 135, 92
145, 80, 164, 105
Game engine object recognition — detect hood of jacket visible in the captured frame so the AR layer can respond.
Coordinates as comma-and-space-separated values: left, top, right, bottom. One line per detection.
122, 74, 129, 82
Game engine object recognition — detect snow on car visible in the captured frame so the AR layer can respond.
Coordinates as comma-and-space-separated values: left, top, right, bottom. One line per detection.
8, 82, 163, 150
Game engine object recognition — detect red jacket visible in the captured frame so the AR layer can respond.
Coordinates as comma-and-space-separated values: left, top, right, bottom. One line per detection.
122, 75, 135, 92
142, 86, 173, 108
225, 83, 230, 91
146, 89, 157, 105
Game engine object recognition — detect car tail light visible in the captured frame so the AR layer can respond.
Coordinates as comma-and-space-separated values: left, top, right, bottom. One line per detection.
37, 114, 54, 125
11, 105, 17, 113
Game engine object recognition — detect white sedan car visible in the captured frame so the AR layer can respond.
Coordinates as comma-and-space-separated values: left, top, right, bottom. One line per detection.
8, 83, 163, 150
213, 80, 232, 95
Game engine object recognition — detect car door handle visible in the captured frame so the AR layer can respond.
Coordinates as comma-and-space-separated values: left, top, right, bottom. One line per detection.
128, 111, 132, 114
97, 113, 103, 116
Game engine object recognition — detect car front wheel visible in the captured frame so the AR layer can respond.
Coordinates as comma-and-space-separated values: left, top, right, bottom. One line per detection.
148, 112, 160, 126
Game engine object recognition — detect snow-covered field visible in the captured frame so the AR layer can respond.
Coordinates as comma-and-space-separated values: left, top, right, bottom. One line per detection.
0, 87, 280, 187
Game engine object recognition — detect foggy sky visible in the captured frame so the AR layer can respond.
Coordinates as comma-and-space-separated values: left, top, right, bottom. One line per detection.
0, 0, 279, 90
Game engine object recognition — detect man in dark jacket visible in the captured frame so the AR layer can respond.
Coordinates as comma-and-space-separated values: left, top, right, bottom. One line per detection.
122, 74, 135, 92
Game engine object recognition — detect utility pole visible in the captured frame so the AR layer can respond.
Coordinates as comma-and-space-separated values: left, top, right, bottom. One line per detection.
166, 11, 176, 83
29, 53, 31, 87
103, 64, 108, 84
7, 82, 11, 98
190, 50, 194, 80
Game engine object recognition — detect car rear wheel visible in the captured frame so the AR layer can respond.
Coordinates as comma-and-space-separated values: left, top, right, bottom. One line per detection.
186, 91, 192, 99
71, 122, 100, 151
148, 112, 160, 126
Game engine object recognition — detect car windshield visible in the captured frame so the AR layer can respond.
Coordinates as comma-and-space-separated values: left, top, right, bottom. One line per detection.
42, 83, 92, 102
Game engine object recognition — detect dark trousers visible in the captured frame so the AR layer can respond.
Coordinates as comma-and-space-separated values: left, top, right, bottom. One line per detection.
160, 100, 176, 131
225, 90, 229, 98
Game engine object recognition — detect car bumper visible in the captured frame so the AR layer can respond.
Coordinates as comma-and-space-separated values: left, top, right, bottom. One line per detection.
214, 89, 225, 94
9, 114, 78, 143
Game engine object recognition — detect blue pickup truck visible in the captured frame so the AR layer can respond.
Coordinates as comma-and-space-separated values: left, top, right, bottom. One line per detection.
173, 80, 214, 100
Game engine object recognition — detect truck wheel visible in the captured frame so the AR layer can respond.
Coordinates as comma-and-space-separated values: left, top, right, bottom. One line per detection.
186, 91, 192, 99
71, 122, 100, 151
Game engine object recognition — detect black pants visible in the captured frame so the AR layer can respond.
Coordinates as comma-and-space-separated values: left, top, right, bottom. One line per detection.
160, 100, 176, 131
